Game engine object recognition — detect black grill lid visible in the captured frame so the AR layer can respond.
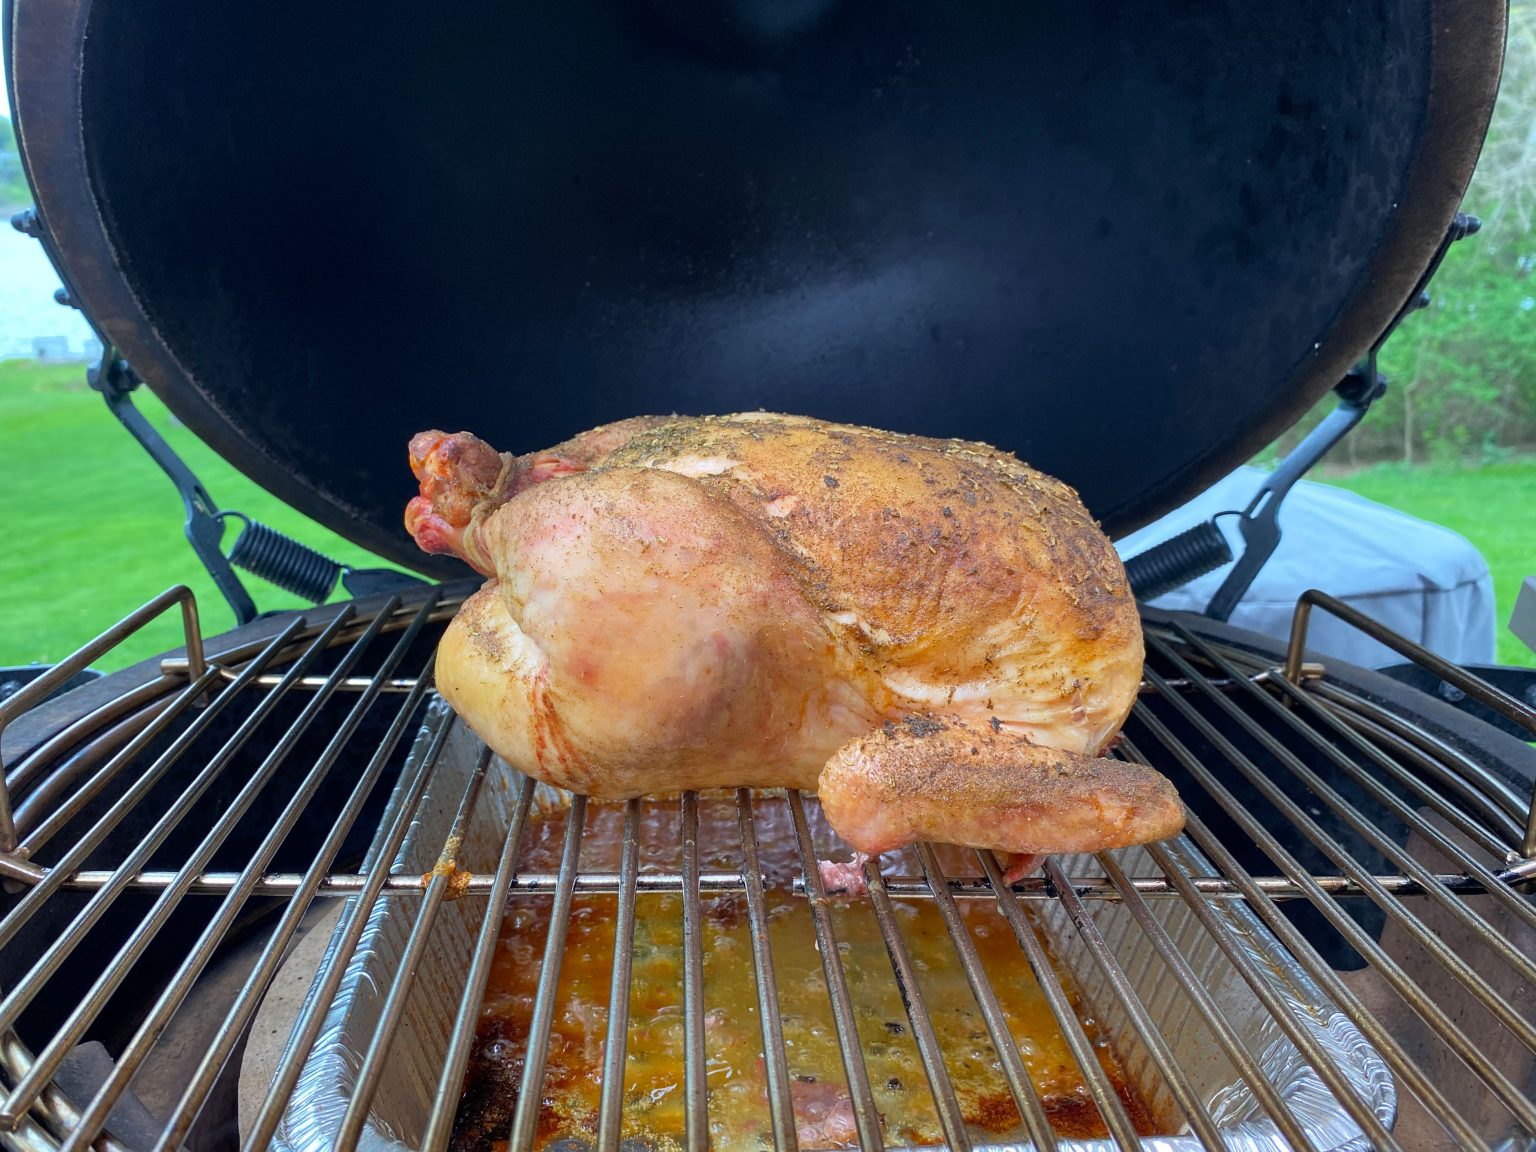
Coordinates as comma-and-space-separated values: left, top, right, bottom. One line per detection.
7, 1, 1502, 576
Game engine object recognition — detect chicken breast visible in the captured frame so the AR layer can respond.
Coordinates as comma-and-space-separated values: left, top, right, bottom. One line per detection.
405, 412, 1183, 862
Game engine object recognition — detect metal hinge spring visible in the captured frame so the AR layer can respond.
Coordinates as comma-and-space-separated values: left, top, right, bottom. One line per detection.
221, 514, 342, 603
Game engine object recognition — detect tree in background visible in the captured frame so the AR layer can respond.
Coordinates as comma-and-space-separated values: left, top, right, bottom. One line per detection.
1380, 1, 1536, 464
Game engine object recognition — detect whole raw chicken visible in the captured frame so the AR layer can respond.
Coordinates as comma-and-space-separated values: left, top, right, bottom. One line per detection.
406, 413, 1183, 870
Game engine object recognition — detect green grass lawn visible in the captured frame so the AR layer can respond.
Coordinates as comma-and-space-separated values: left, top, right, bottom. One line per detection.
1319, 458, 1536, 668
3, 357, 1533, 673
1, 358, 404, 671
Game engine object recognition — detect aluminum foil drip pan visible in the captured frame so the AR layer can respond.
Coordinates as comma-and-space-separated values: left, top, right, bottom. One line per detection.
251, 701, 1394, 1151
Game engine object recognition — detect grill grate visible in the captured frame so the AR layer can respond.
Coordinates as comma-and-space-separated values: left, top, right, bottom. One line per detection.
1, 585, 1533, 1152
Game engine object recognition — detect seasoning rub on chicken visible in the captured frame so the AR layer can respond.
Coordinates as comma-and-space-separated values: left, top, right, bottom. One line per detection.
405, 412, 1183, 875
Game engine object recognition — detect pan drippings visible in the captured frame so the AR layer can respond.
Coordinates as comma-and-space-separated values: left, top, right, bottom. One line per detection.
451, 796, 1161, 1151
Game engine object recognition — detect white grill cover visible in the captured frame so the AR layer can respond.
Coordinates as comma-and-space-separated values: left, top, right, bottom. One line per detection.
1117, 466, 1496, 669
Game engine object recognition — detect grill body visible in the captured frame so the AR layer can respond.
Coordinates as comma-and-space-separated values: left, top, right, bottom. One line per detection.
2, 587, 1533, 1151
2, 2, 1527, 1147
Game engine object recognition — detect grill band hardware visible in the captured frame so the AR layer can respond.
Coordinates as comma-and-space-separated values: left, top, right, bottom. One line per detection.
1123, 361, 1385, 613
87, 351, 258, 624
1200, 361, 1386, 621
78, 347, 425, 625
1125, 214, 1482, 615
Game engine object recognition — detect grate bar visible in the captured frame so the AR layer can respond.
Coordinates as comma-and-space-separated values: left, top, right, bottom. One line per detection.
1041, 856, 1226, 1150
507, 794, 588, 1152
0, 616, 306, 957
240, 710, 460, 1152
915, 844, 1059, 1152
155, 599, 459, 682
4, 1112, 64, 1152
1143, 654, 1536, 1122
65, 597, 414, 1152
212, 670, 420, 693
50, 866, 1518, 901
1126, 714, 1486, 1149
42, 604, 385, 1152
1150, 617, 1532, 841
1288, 589, 1536, 738
0, 848, 42, 885
787, 790, 884, 1152
680, 792, 709, 1152
335, 745, 495, 1152
1142, 837, 1415, 1152
7, 591, 1534, 1152
0, 585, 204, 853
863, 857, 973, 1152
424, 772, 539, 1152
595, 798, 643, 1152
1128, 710, 1496, 1147
1, 1030, 130, 1152
979, 849, 1142, 1152
1308, 689, 1522, 859
0, 613, 320, 1122
15, 689, 189, 853
10, 676, 180, 832
1096, 850, 1322, 1152
1135, 663, 1323, 697
153, 595, 440, 1145
1288, 589, 1536, 850
166, 650, 442, 1152
1158, 635, 1536, 1003
1311, 680, 1531, 838
1175, 625, 1536, 950
735, 789, 798, 1152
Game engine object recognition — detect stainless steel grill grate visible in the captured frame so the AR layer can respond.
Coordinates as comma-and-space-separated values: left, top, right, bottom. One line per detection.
1, 585, 1533, 1152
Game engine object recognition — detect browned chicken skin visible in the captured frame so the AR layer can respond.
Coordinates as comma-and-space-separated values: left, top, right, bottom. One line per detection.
406, 413, 1183, 864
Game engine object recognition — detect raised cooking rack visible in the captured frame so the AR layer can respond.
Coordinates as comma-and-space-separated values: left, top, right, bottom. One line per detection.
1, 586, 1534, 1152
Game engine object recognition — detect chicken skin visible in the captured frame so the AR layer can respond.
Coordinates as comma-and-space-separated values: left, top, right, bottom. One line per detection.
405, 413, 1183, 864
